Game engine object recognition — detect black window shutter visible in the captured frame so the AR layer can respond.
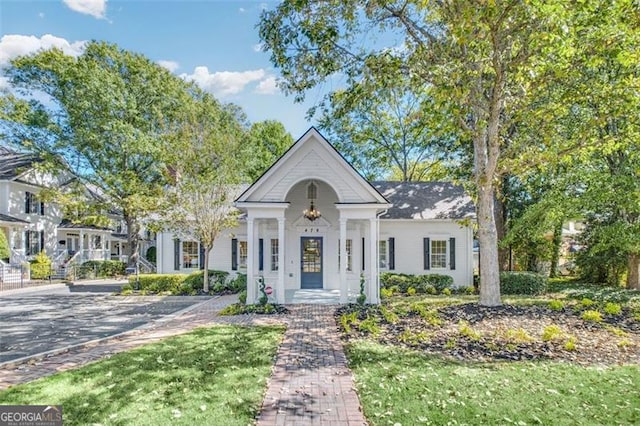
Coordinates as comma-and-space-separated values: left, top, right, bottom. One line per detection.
231, 238, 238, 271
173, 238, 180, 270
40, 231, 45, 253
449, 237, 456, 270
389, 237, 395, 270
424, 238, 431, 270
25, 192, 30, 213
362, 237, 365, 271
199, 243, 205, 270
258, 238, 264, 271
25, 231, 30, 254
40, 201, 45, 216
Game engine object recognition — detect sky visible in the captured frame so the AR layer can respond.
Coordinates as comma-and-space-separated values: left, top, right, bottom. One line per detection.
0, 0, 329, 138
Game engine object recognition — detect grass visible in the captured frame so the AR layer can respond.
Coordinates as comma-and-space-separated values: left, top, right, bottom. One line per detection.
347, 341, 640, 426
0, 325, 284, 426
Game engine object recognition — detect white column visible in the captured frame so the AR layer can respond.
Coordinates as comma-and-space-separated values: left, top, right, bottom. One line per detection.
339, 217, 348, 303
277, 217, 285, 304
369, 217, 379, 304
246, 218, 255, 304
156, 232, 163, 273
79, 230, 85, 261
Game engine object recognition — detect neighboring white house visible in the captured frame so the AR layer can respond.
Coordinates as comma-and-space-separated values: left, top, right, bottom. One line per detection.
156, 128, 475, 304
0, 147, 151, 271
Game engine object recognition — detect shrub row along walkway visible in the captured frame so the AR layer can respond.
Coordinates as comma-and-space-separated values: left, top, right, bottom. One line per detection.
0, 296, 367, 425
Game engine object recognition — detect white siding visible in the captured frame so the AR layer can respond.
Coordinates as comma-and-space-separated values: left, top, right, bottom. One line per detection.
379, 220, 473, 287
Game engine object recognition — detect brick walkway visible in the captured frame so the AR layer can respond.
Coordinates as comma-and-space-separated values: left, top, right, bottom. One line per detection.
0, 297, 367, 425
257, 305, 367, 425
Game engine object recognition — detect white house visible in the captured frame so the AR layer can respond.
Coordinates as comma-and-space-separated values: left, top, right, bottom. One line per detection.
156, 128, 475, 304
0, 147, 148, 272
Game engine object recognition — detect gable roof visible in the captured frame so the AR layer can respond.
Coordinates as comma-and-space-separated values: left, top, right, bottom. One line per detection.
373, 181, 476, 220
0, 213, 30, 225
236, 127, 388, 205
0, 148, 43, 181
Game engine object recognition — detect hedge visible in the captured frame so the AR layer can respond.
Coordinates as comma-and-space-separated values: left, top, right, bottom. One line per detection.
78, 260, 126, 279
500, 271, 547, 295
128, 274, 187, 293
29, 251, 52, 280
380, 272, 454, 293
183, 269, 230, 292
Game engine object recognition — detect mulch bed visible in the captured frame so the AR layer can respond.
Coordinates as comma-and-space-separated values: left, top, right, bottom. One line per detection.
336, 303, 640, 365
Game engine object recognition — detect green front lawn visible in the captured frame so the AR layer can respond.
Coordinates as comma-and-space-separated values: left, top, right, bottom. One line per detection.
0, 325, 284, 426
348, 341, 640, 425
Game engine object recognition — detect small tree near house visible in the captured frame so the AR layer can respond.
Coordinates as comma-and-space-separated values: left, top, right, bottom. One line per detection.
160, 91, 245, 292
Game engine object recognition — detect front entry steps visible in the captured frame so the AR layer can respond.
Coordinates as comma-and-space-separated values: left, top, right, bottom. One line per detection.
285, 289, 357, 304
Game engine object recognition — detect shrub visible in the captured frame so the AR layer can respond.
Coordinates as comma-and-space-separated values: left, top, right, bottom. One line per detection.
129, 274, 186, 293
542, 325, 563, 341
182, 269, 230, 293
228, 273, 247, 293
0, 230, 9, 262
379, 305, 399, 324
564, 336, 578, 351
238, 290, 247, 304
504, 328, 533, 343
464, 286, 476, 295
581, 310, 603, 322
358, 316, 380, 336
178, 282, 196, 296
407, 287, 417, 296
78, 260, 126, 279
29, 251, 52, 279
500, 272, 547, 295
380, 272, 412, 292
458, 321, 482, 340
581, 298, 596, 308
442, 288, 452, 296
380, 287, 394, 298
548, 300, 565, 311
603, 302, 622, 315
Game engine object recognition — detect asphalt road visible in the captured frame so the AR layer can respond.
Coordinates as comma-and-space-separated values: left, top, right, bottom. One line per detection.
0, 284, 209, 364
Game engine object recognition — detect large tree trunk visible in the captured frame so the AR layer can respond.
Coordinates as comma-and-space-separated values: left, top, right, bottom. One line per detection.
628, 252, 640, 290
477, 181, 502, 306
125, 215, 140, 269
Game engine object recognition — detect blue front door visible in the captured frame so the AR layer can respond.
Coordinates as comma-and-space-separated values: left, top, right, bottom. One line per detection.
301, 237, 323, 289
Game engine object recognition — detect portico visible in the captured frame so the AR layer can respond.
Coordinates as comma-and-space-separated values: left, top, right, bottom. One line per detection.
235, 128, 389, 305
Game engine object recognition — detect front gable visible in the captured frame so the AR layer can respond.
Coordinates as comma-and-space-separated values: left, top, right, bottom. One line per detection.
236, 128, 387, 204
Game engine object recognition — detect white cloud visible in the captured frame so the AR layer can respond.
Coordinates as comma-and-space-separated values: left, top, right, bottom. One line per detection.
252, 43, 263, 53
157, 60, 179, 72
180, 67, 265, 97
239, 7, 246, 13
63, 0, 107, 19
38, 12, 45, 18
255, 76, 278, 95
0, 34, 86, 66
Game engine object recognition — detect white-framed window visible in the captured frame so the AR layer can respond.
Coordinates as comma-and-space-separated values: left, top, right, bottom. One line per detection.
338, 239, 353, 272
238, 240, 248, 268
270, 239, 279, 271
182, 241, 199, 269
431, 239, 447, 269
379, 239, 388, 269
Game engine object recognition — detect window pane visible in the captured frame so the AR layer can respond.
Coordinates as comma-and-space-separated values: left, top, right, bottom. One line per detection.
379, 240, 387, 269
431, 240, 447, 269
270, 239, 279, 271
239, 241, 247, 267
182, 241, 199, 269
338, 239, 353, 272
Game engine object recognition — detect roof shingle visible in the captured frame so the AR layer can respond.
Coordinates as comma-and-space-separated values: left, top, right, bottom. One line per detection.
373, 181, 475, 220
